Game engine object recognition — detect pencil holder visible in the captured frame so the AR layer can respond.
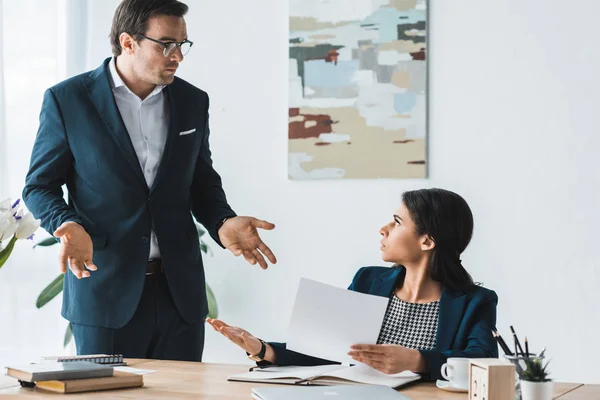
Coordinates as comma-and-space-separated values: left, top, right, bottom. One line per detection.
503, 355, 545, 400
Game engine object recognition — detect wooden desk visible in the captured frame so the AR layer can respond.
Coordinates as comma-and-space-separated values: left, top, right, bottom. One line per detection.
0, 359, 595, 399
557, 385, 600, 399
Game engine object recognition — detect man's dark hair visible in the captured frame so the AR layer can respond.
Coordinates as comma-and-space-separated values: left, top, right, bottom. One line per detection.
110, 0, 188, 56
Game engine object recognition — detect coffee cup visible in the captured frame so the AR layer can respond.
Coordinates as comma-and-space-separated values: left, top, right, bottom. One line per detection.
440, 357, 470, 389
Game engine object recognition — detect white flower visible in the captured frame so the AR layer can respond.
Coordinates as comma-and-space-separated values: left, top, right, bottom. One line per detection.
0, 198, 40, 242
0, 198, 12, 212
0, 209, 18, 242
15, 213, 41, 240
0, 197, 40, 270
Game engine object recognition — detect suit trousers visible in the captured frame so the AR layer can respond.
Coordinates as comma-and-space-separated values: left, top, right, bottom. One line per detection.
72, 273, 204, 361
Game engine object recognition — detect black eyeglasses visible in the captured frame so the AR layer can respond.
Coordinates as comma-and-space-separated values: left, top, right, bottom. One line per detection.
136, 34, 193, 57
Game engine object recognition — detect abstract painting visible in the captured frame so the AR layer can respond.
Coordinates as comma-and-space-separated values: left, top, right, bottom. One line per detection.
289, 0, 427, 180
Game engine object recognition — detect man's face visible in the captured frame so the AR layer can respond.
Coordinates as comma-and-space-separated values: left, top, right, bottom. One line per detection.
133, 15, 187, 85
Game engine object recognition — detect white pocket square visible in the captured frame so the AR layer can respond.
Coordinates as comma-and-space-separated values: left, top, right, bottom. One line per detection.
179, 128, 196, 136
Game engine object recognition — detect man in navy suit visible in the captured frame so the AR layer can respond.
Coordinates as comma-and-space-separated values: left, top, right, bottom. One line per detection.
23, 0, 276, 361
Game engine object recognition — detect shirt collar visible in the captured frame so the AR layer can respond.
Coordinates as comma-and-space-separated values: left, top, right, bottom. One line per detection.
108, 57, 166, 100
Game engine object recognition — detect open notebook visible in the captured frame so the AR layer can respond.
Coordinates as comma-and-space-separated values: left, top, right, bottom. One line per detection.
228, 364, 420, 389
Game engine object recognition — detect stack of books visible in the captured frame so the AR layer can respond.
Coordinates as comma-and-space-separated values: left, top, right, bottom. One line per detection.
5, 356, 143, 394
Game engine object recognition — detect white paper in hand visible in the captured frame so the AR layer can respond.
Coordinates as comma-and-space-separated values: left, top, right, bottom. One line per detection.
286, 278, 389, 364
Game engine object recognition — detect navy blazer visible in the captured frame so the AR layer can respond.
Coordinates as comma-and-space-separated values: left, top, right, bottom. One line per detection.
23, 58, 236, 329
268, 266, 498, 381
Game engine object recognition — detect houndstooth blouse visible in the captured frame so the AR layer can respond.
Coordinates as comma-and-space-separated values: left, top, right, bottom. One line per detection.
377, 294, 440, 350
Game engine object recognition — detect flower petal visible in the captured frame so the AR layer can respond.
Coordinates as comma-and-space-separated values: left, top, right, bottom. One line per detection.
15, 213, 41, 240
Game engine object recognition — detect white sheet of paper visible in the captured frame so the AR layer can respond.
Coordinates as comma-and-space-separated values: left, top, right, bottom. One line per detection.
286, 278, 389, 364
326, 364, 419, 386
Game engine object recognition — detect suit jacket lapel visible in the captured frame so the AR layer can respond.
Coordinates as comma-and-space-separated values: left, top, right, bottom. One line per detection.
370, 267, 404, 297
85, 59, 147, 189
436, 286, 467, 351
150, 84, 178, 195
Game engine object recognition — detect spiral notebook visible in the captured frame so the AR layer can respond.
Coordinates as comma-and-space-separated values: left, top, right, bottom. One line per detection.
41, 354, 127, 366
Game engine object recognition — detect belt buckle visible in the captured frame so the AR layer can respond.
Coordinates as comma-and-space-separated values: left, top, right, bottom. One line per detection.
146, 259, 162, 275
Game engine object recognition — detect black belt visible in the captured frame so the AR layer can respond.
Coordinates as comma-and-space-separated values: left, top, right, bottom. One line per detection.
147, 259, 163, 275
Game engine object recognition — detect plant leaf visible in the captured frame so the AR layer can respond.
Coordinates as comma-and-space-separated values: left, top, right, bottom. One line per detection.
36, 274, 65, 308
206, 283, 218, 319
0, 236, 18, 270
33, 237, 59, 248
519, 358, 551, 382
64, 322, 73, 348
200, 242, 213, 256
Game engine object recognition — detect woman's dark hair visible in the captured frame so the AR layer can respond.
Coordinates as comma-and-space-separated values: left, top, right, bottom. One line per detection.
402, 188, 476, 292
110, 0, 189, 56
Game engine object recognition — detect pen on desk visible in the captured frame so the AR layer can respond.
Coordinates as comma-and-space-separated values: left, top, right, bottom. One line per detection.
249, 365, 271, 372
493, 329, 514, 356
525, 337, 529, 358
295, 377, 313, 385
510, 325, 525, 356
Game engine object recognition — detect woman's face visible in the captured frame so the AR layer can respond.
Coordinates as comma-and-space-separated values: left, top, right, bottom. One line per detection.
379, 202, 431, 264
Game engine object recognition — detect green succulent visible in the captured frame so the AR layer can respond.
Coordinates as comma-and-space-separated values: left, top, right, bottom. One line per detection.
35, 223, 218, 347
519, 358, 552, 382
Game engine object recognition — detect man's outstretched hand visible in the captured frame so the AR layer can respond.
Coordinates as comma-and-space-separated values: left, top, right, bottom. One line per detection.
53, 221, 97, 279
218, 216, 277, 270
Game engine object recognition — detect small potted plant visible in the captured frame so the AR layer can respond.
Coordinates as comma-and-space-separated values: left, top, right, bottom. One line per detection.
519, 358, 553, 400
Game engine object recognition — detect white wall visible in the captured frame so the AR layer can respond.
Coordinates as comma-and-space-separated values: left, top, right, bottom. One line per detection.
2, 0, 598, 383
0, 0, 77, 366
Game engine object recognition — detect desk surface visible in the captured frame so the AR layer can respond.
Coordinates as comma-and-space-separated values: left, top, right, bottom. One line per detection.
0, 359, 596, 399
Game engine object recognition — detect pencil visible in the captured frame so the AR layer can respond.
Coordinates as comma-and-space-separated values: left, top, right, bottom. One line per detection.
492, 330, 503, 353
491, 330, 513, 356
510, 325, 525, 356
494, 329, 514, 356
525, 337, 529, 358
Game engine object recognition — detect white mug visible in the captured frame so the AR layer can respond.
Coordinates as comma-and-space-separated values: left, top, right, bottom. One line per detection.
441, 357, 470, 389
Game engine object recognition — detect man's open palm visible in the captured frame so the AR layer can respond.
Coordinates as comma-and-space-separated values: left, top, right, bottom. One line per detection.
218, 216, 277, 270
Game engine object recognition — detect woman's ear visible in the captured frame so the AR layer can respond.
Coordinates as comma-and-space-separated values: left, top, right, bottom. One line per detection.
421, 235, 436, 251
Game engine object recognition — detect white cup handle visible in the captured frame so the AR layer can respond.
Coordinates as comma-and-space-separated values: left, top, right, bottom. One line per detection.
441, 363, 450, 380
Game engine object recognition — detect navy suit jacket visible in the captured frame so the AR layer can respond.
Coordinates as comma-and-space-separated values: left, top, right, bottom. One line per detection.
23, 58, 236, 329
268, 266, 498, 381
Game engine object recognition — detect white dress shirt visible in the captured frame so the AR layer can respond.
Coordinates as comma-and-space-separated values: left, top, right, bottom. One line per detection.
108, 57, 168, 260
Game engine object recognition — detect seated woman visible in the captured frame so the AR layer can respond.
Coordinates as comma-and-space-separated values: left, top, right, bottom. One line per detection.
207, 188, 498, 381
